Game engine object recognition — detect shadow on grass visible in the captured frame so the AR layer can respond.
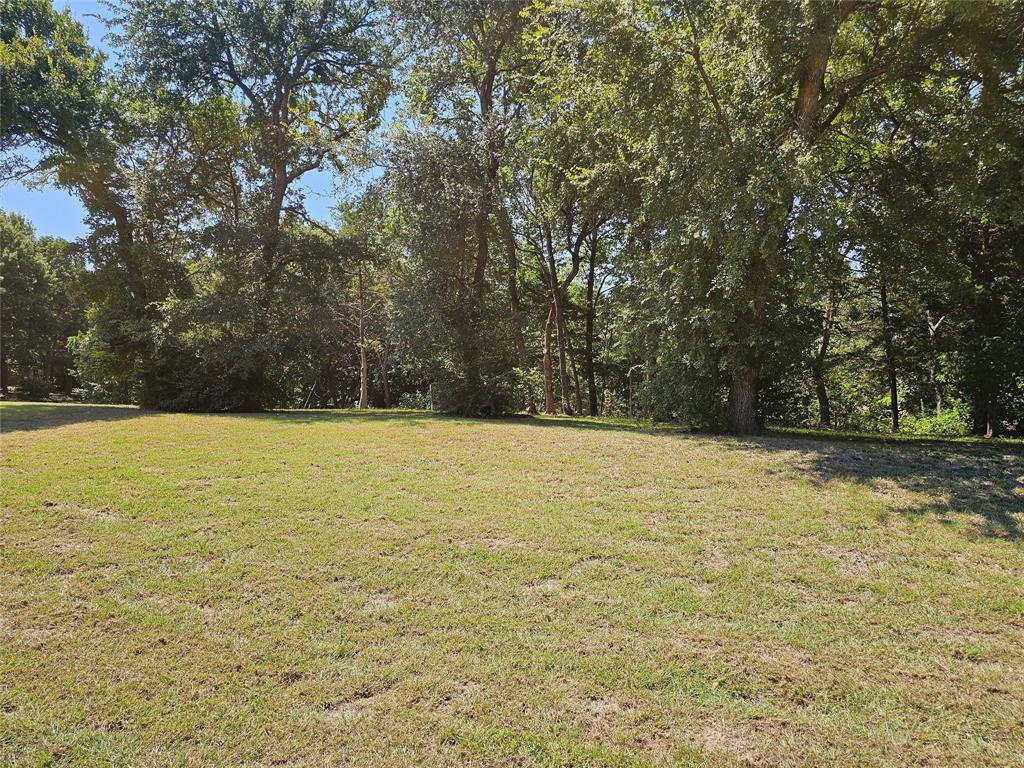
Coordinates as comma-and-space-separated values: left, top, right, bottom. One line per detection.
248, 408, 453, 430
743, 436, 1023, 541
520, 416, 1024, 541
0, 403, 441, 434
0, 402, 150, 433
5, 404, 1020, 540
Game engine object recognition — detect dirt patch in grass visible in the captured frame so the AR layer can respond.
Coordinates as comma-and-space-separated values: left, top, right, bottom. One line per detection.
322, 697, 372, 723
698, 730, 755, 764
679, 719, 757, 764
10, 624, 65, 650
42, 501, 116, 521
587, 696, 636, 739
820, 545, 883, 578
50, 541, 85, 554
454, 536, 530, 553
702, 546, 730, 573
322, 686, 391, 724
364, 592, 397, 610
524, 577, 560, 593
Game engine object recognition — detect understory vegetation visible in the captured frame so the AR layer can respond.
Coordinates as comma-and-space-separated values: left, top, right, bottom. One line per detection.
2, 1, 1022, 434
2, 402, 1022, 766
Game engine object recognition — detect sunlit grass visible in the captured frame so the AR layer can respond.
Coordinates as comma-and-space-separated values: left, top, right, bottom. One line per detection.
2, 402, 1022, 767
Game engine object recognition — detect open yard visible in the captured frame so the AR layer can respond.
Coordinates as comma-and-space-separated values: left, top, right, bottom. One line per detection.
1, 403, 1022, 767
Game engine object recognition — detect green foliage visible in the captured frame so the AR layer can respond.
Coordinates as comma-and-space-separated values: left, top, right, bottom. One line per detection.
4, 0, 1022, 434
521, 0, 1024, 434
0, 212, 86, 398
0, 0, 104, 161
902, 402, 972, 438
93, 0, 393, 410
384, 120, 519, 415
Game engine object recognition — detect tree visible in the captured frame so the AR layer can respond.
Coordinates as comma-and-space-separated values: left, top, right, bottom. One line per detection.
3, 0, 1021, 435
2, 0, 196, 402
0, 212, 85, 397
113, 0, 391, 408
388, 0, 530, 414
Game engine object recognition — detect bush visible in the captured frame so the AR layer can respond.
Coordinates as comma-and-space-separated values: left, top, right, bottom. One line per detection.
17, 373, 55, 400
398, 390, 436, 410
431, 369, 522, 417
901, 402, 971, 437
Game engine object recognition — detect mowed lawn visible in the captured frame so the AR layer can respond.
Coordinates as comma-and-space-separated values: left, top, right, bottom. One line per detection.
2, 404, 1022, 768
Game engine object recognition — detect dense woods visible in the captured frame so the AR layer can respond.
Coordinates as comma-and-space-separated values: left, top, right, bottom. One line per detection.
2, 0, 1022, 435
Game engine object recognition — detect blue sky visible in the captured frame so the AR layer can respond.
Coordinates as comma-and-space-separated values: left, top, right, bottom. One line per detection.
1, 1, 344, 240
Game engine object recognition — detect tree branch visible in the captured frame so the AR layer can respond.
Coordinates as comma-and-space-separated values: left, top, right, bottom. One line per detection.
681, 0, 734, 149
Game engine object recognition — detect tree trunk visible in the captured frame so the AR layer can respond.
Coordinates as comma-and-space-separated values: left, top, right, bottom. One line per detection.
926, 310, 945, 415
722, 5, 852, 434
542, 303, 556, 414
627, 353, 634, 418
815, 374, 831, 428
359, 348, 369, 409
600, 285, 611, 413
812, 291, 837, 426
727, 369, 759, 435
584, 232, 598, 416
929, 359, 943, 416
726, 255, 770, 434
463, 222, 488, 406
567, 327, 583, 416
461, 58, 499, 407
973, 395, 997, 438
499, 204, 534, 413
380, 350, 391, 408
879, 280, 899, 432
964, 225, 1003, 436
543, 225, 573, 416
553, 289, 573, 415
357, 261, 369, 409
83, 173, 145, 306
724, 212, 789, 434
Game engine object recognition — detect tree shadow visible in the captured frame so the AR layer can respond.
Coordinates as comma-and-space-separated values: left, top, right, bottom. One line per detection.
249, 408, 448, 428
510, 414, 707, 439
5, 404, 1020, 540
802, 438, 1019, 540
0, 403, 151, 433
733, 435, 1023, 541
0, 404, 442, 434
521, 416, 1024, 542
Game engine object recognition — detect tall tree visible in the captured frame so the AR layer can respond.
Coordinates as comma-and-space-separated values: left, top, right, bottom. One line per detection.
390, 0, 529, 413
114, 0, 390, 408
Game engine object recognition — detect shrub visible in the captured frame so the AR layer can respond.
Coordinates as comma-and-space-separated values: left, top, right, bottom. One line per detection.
901, 402, 971, 437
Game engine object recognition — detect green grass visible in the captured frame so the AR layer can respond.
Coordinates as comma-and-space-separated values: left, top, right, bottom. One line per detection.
2, 402, 1022, 767
768, 424, 1024, 446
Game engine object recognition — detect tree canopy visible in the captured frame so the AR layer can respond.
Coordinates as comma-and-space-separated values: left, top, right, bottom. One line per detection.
2, 0, 1022, 436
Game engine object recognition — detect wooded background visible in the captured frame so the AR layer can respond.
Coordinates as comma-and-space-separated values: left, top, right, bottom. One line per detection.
2, 0, 1021, 435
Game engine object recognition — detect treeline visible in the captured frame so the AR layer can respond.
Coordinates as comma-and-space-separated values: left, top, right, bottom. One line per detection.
1, 0, 1022, 435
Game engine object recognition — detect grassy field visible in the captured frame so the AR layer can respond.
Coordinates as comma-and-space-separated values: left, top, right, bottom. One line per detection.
2, 402, 1022, 767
